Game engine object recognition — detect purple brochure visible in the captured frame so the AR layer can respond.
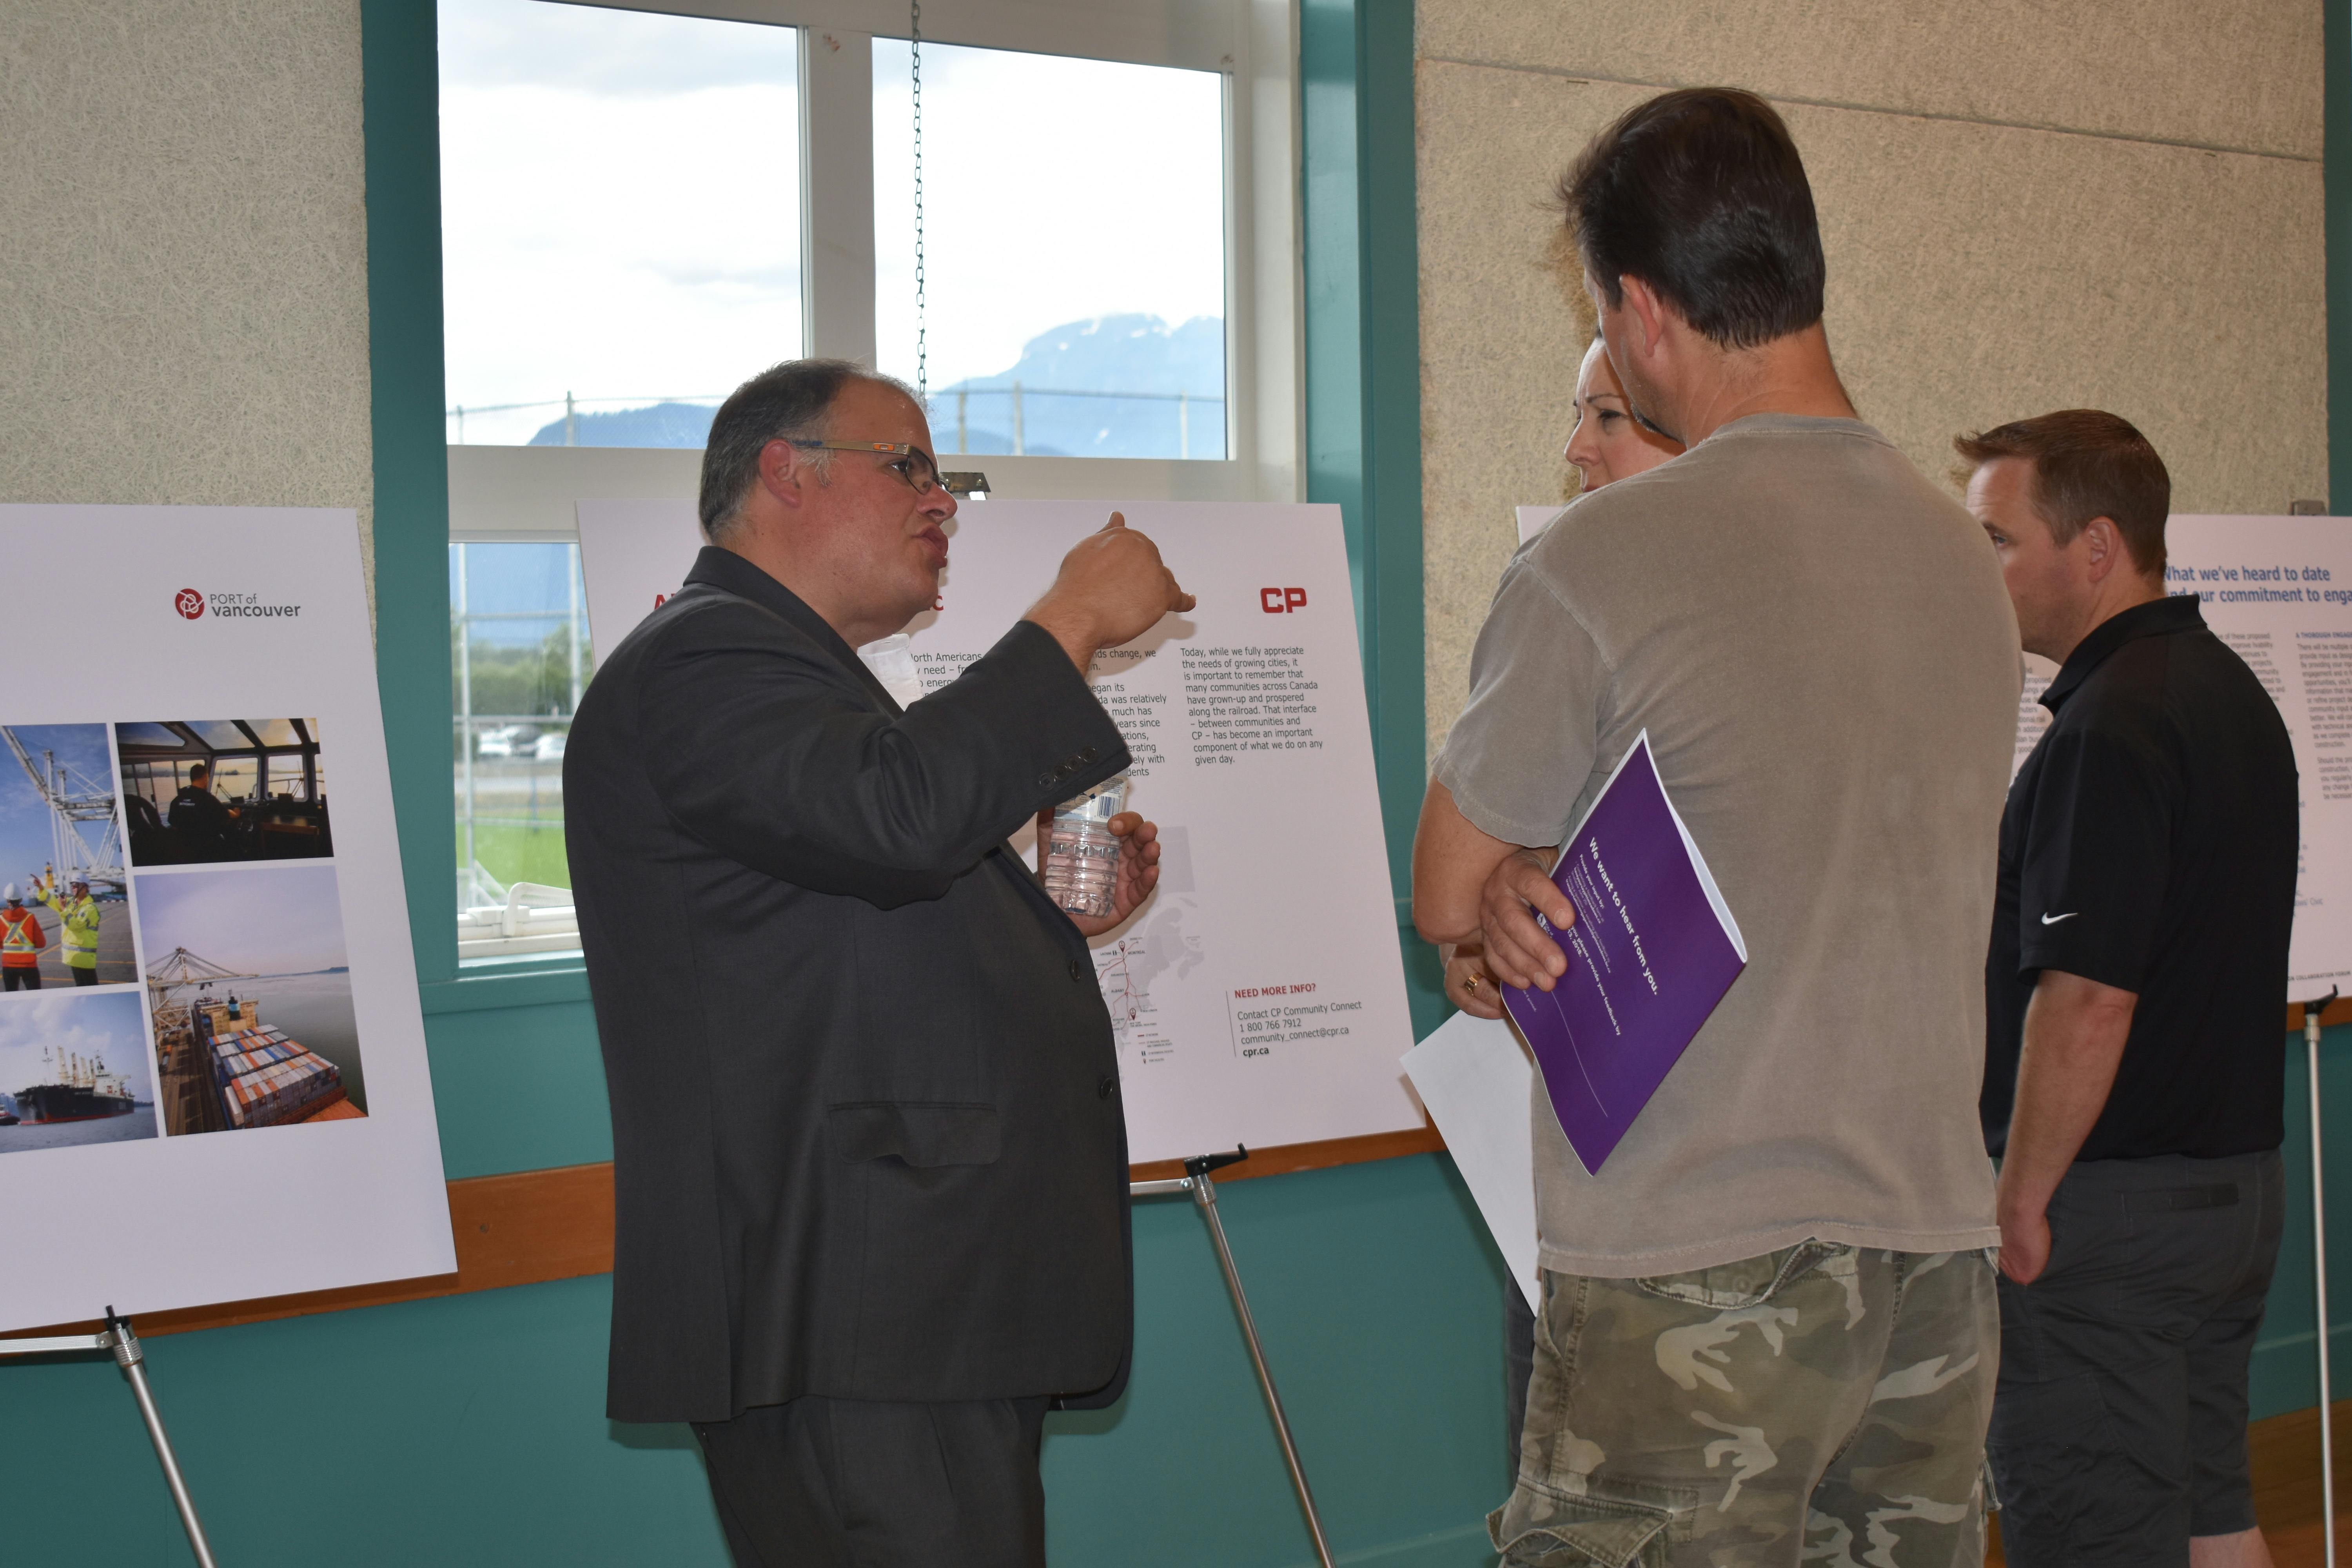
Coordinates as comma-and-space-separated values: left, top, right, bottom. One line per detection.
1502, 731, 1746, 1174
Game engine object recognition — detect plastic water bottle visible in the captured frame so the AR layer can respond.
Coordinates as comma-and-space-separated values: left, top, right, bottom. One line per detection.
1043, 777, 1128, 918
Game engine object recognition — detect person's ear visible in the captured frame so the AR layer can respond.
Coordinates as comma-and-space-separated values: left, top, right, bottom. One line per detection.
757, 438, 809, 508
2080, 516, 2123, 584
1617, 275, 1673, 364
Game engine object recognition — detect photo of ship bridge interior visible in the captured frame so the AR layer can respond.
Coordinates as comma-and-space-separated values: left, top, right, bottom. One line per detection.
116, 719, 332, 866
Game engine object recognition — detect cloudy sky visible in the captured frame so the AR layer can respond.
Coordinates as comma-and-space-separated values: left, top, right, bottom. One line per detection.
0, 724, 113, 895
133, 865, 348, 978
869, 38, 1225, 398
0, 991, 152, 1104
436, 0, 1223, 443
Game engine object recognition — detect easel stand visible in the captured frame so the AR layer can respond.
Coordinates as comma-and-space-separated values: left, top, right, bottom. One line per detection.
0, 1308, 219, 1567
2308, 991, 2340, 1568
1132, 1148, 1336, 1568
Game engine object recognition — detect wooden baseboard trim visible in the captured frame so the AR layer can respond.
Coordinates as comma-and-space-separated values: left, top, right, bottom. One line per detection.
3, 1127, 1449, 1344
2293, 999, 2352, 1029
1128, 1124, 1445, 1184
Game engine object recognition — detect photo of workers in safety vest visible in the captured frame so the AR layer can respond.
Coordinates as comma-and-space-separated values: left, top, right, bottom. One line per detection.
0, 724, 137, 987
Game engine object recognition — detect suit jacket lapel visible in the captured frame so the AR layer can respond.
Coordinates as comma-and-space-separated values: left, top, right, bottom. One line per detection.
681, 547, 1087, 950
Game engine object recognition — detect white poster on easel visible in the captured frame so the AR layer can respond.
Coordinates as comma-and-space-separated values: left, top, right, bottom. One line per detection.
0, 505, 454, 1333
577, 498, 1425, 1163
2156, 515, 2352, 998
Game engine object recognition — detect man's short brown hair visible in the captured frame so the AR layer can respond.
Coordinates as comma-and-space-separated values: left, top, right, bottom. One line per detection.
1953, 410, 2171, 577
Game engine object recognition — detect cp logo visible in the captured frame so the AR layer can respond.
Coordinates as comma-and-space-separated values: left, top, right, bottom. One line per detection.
1260, 587, 1308, 613
174, 588, 205, 620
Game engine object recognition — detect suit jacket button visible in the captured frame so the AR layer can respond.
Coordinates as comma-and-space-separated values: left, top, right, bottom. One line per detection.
1068, 960, 1087, 982
1037, 773, 1056, 789
1080, 745, 1099, 764
1098, 1074, 1117, 1100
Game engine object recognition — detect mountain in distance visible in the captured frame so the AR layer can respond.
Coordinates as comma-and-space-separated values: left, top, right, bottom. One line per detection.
525, 314, 1225, 460
527, 399, 720, 449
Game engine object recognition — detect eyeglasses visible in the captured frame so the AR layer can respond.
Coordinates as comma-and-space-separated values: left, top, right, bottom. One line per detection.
787, 439, 943, 496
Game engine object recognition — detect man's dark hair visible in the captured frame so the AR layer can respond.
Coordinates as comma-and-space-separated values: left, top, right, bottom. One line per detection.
697, 359, 918, 541
189, 762, 209, 782
1559, 88, 1826, 350
1953, 410, 2171, 577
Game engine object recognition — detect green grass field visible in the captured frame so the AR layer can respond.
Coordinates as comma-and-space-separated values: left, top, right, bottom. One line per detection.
457, 821, 574, 892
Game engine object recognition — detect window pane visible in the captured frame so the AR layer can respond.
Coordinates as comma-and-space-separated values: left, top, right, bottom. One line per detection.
439, 0, 803, 448
873, 42, 1226, 460
452, 542, 591, 915
209, 756, 258, 803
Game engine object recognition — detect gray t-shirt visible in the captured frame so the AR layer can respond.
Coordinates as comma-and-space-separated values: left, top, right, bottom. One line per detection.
1436, 414, 2018, 1276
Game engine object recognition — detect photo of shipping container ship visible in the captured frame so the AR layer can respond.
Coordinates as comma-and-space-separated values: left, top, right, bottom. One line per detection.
134, 863, 367, 1138
149, 952, 363, 1136
0, 992, 158, 1154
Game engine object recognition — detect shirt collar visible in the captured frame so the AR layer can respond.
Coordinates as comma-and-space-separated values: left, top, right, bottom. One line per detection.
2041, 594, 2205, 712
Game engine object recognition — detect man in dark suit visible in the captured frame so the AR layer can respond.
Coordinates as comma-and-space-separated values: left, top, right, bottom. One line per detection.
565, 358, 1192, 1567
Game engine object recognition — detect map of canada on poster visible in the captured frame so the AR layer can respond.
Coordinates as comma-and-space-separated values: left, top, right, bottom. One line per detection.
0, 506, 453, 1333
577, 499, 1425, 1163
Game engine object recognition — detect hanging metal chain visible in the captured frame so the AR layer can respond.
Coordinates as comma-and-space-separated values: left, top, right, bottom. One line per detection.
911, 0, 926, 402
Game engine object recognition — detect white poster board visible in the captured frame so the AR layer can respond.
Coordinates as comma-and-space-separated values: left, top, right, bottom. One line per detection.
2157, 515, 2352, 998
576, 498, 1425, 1164
1401, 1011, 1537, 1306
0, 506, 453, 1332
1515, 505, 1566, 546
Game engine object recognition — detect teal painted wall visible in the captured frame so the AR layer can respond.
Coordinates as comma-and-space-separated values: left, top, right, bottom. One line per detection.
3, 1157, 1510, 1566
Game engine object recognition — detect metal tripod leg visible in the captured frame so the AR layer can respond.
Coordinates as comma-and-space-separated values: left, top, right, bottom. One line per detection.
1134, 1149, 1336, 1568
0, 1310, 218, 1567
1189, 1166, 1337, 1568
2309, 996, 2339, 1568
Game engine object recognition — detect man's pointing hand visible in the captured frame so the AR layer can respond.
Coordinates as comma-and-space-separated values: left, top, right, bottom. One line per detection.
1025, 512, 1197, 672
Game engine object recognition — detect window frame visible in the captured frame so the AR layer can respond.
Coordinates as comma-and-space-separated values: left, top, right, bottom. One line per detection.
440, 0, 1305, 964
443, 0, 1303, 537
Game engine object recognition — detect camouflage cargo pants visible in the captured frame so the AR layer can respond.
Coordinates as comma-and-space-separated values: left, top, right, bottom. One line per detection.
1492, 1241, 2000, 1567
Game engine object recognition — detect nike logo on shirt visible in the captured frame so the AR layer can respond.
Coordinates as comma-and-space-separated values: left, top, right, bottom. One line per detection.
2041, 912, 2079, 925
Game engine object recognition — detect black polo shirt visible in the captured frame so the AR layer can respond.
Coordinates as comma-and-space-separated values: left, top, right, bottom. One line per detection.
1982, 594, 2297, 1161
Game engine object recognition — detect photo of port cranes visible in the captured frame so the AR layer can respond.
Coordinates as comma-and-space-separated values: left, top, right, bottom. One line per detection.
147, 942, 360, 1135
140, 864, 366, 1136
0, 724, 135, 985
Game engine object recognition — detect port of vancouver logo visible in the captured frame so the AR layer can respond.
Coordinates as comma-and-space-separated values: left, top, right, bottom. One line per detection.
174, 587, 302, 620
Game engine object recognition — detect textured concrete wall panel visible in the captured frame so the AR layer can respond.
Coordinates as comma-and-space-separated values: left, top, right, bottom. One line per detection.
0, 2, 375, 587
1417, 55, 2325, 755
1418, 0, 2319, 160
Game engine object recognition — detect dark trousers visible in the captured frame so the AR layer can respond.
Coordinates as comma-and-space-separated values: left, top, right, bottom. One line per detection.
1989, 1150, 2283, 1568
0, 967, 37, 991
69, 966, 96, 986
694, 1395, 1051, 1568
